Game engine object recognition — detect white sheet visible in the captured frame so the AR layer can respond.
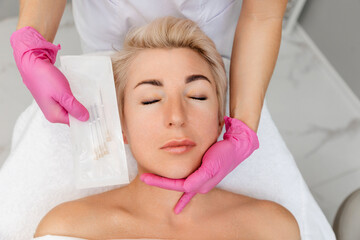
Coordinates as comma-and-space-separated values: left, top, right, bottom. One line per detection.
0, 55, 335, 240
33, 235, 160, 240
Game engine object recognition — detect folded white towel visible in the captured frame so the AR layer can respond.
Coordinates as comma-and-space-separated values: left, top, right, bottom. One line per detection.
0, 57, 335, 240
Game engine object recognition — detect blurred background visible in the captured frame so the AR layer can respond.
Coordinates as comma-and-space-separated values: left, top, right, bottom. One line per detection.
0, 0, 359, 236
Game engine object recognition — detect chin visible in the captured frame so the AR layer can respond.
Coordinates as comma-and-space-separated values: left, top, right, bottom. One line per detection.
137, 154, 203, 179
161, 163, 201, 179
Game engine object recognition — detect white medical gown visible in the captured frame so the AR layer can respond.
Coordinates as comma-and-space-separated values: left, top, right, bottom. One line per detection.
71, 0, 241, 59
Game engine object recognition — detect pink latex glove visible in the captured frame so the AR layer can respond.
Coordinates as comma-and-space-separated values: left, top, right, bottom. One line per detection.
10, 26, 89, 126
140, 115, 259, 214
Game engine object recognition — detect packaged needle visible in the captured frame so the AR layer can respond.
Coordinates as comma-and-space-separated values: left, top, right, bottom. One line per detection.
60, 55, 129, 189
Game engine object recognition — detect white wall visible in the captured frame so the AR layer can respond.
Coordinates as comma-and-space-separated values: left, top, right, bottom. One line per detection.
298, 0, 360, 100
0, 0, 72, 20
0, 0, 18, 20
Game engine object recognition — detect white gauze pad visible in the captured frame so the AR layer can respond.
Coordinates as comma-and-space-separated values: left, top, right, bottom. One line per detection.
60, 55, 129, 189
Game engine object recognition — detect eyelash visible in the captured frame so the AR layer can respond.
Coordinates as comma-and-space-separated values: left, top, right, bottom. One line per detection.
141, 97, 207, 105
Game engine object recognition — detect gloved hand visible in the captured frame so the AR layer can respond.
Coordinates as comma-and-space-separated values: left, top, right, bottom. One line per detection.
140, 115, 260, 214
10, 26, 89, 126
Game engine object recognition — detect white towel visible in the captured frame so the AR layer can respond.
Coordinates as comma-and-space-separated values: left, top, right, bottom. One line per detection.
33, 235, 161, 240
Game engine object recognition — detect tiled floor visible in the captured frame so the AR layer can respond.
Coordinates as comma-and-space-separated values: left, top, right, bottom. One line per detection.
1, 3, 359, 227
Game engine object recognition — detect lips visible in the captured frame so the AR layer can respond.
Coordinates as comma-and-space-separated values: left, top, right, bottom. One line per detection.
160, 139, 196, 154
160, 139, 196, 149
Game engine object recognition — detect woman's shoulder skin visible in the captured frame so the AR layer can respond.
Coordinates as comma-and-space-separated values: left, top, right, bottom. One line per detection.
34, 188, 300, 240
206, 188, 301, 240
242, 197, 301, 239
34, 200, 92, 238
34, 189, 131, 239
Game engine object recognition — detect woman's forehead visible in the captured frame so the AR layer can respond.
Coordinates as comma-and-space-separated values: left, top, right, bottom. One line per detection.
127, 48, 214, 87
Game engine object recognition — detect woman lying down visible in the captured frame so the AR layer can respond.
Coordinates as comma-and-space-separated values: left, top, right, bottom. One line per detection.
34, 16, 300, 240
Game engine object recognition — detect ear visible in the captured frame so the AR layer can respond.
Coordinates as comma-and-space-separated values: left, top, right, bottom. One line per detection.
122, 130, 128, 144
121, 119, 128, 144
218, 118, 225, 136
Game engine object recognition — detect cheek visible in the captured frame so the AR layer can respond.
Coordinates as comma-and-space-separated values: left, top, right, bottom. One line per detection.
189, 97, 219, 138
187, 99, 220, 162
125, 110, 158, 152
124, 106, 161, 171
123, 93, 159, 141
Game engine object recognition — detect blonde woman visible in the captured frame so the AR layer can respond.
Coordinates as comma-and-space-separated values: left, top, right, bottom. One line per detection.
34, 17, 300, 240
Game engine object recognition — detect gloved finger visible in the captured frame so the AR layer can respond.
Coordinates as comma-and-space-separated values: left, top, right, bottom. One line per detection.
54, 107, 70, 126
196, 172, 224, 194
40, 98, 70, 125
174, 192, 197, 215
140, 173, 186, 192
183, 165, 214, 193
57, 92, 89, 122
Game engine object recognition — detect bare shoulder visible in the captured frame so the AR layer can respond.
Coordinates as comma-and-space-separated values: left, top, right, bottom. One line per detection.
242, 199, 301, 240
34, 200, 94, 238
34, 189, 131, 239
209, 189, 300, 240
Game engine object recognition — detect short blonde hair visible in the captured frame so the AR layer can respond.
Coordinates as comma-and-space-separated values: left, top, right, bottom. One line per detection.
111, 16, 227, 124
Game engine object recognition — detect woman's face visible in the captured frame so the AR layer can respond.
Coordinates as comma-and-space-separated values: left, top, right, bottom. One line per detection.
122, 48, 224, 179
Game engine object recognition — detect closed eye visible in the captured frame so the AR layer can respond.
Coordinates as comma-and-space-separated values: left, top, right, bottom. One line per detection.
191, 97, 207, 101
141, 96, 207, 105
141, 99, 160, 105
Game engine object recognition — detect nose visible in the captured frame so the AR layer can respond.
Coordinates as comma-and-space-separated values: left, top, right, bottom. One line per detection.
164, 96, 186, 128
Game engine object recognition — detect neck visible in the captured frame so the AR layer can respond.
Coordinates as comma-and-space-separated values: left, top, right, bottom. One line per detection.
125, 168, 201, 226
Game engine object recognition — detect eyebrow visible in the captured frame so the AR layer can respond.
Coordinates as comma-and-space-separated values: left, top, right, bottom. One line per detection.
134, 74, 211, 89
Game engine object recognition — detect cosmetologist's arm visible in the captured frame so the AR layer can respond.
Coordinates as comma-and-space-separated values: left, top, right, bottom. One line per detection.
230, 0, 288, 132
17, 0, 67, 42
